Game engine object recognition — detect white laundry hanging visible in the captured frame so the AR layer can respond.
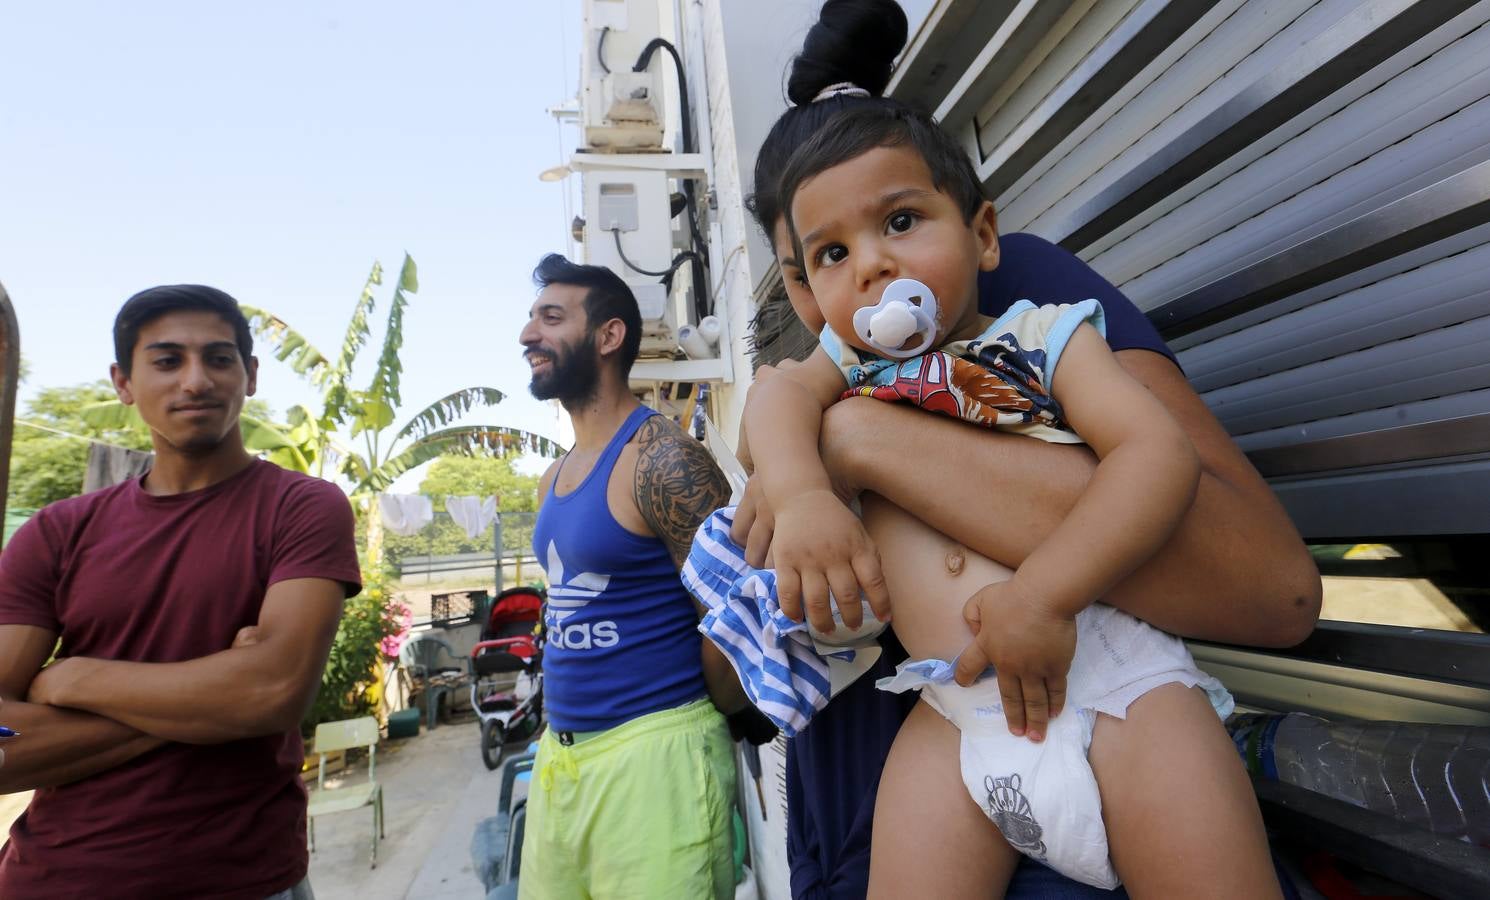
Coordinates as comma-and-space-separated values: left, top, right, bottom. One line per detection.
446, 495, 498, 539
378, 493, 434, 536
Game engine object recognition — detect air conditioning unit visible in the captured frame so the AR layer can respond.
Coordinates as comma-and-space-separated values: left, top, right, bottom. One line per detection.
601, 72, 660, 129
582, 0, 664, 150
566, 1, 733, 385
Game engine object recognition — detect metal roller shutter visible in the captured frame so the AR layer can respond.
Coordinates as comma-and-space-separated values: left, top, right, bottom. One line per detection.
894, 0, 1490, 538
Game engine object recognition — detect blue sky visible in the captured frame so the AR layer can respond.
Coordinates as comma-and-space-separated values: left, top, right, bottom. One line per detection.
1, 1, 583, 478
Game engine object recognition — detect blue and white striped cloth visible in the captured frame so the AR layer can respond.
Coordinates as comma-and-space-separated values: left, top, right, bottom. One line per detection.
683, 506, 875, 736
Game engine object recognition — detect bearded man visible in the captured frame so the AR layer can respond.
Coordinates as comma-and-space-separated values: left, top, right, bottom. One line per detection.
515, 254, 759, 900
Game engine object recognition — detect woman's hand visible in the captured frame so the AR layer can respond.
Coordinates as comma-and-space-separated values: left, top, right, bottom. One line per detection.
730, 476, 777, 568
734, 359, 868, 567
772, 489, 890, 633
954, 579, 1077, 743
732, 359, 803, 564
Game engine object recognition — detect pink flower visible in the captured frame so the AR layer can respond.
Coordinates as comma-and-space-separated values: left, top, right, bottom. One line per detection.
380, 599, 414, 659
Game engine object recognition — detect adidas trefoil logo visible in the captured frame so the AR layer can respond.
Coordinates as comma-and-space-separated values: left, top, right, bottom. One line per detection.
544, 540, 621, 650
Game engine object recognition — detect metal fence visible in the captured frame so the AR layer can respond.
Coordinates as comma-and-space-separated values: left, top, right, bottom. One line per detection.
388, 510, 540, 592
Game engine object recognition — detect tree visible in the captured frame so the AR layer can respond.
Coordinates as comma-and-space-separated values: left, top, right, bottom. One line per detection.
79, 392, 315, 475
419, 453, 541, 512
243, 254, 562, 498
248, 256, 563, 728
8, 382, 152, 509
305, 560, 403, 731
10, 384, 288, 511
383, 454, 542, 564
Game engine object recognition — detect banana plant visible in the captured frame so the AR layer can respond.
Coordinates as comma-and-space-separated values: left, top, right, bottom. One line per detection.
240, 254, 562, 495
79, 399, 316, 474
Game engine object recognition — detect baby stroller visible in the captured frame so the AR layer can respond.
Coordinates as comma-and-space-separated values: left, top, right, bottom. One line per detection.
470, 586, 546, 771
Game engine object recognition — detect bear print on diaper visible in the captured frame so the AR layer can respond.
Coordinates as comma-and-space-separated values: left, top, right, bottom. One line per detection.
985, 774, 1047, 859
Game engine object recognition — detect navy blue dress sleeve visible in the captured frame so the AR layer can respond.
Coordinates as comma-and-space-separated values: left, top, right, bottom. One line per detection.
979, 233, 1178, 368
787, 644, 917, 899
785, 746, 827, 900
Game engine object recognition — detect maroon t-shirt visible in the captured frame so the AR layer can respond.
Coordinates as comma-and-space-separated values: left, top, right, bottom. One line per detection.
0, 459, 361, 899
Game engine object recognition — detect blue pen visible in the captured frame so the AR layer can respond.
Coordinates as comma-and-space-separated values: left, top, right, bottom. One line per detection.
0, 726, 18, 738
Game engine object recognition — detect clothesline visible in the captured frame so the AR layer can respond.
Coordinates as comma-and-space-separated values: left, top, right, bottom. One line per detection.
16, 418, 142, 452
378, 492, 500, 539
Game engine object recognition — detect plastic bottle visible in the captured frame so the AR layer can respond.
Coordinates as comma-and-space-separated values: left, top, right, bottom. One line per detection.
1228, 712, 1490, 846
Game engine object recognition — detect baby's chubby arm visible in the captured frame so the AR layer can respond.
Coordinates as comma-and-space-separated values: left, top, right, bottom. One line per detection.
742, 347, 890, 632
1013, 323, 1201, 616
955, 323, 1201, 738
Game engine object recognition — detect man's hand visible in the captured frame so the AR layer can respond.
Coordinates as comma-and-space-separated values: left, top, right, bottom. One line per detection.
771, 489, 890, 633
21, 578, 346, 745
26, 657, 89, 708
953, 579, 1077, 743
0, 698, 12, 769
726, 704, 780, 746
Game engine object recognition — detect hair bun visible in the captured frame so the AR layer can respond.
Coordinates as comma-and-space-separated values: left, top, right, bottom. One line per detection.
786, 0, 909, 107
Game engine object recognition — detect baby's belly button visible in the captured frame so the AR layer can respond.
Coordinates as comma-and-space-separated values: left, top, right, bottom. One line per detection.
945, 545, 966, 576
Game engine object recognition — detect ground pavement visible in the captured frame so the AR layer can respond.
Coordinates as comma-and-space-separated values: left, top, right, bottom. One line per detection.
309, 717, 507, 900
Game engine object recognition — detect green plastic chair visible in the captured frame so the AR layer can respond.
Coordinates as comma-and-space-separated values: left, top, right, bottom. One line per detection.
399, 633, 467, 731
307, 716, 385, 868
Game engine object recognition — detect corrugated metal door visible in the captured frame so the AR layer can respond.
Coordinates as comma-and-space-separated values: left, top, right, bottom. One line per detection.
893, 0, 1490, 538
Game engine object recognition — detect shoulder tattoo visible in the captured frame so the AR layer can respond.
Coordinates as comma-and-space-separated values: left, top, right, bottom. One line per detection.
633, 415, 730, 568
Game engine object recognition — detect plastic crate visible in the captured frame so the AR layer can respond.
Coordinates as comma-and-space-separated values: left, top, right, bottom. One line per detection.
430, 590, 484, 627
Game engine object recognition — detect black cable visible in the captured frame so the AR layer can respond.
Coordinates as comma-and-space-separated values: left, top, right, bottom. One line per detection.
633, 37, 711, 321
610, 228, 702, 279
597, 26, 611, 75
633, 39, 692, 157
633, 40, 708, 262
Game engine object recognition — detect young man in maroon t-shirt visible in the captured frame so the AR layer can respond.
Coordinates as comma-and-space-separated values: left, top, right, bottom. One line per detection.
0, 286, 361, 899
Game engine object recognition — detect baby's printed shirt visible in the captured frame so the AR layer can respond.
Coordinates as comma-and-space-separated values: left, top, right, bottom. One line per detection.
819, 299, 1106, 445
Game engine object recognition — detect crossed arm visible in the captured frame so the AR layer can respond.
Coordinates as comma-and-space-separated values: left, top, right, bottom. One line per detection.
0, 624, 162, 793
0, 577, 345, 793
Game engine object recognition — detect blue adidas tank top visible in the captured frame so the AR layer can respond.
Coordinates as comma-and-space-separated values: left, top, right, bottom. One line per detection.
532, 405, 708, 731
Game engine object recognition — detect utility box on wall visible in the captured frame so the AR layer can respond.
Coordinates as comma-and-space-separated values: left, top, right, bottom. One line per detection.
581, 167, 677, 354
583, 170, 669, 271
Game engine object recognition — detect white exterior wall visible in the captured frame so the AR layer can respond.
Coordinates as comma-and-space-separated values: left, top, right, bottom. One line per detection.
682, 5, 820, 898
689, 0, 822, 450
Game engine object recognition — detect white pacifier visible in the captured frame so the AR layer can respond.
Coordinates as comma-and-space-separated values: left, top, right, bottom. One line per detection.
852, 278, 939, 359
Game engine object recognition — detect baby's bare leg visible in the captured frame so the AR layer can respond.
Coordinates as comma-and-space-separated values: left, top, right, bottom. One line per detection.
1090, 684, 1280, 899
871, 700, 1019, 899
863, 495, 1020, 898
863, 495, 1273, 897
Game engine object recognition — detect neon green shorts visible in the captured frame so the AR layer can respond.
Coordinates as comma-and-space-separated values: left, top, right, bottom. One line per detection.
518, 698, 737, 900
